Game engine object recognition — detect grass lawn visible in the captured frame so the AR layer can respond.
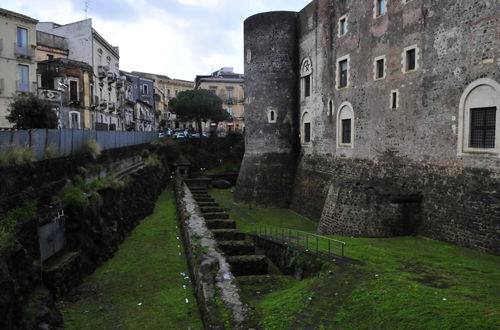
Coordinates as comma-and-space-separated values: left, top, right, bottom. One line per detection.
212, 188, 500, 329
58, 186, 203, 330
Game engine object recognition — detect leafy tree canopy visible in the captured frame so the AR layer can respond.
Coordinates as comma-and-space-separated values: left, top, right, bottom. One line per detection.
7, 93, 58, 129
169, 89, 229, 126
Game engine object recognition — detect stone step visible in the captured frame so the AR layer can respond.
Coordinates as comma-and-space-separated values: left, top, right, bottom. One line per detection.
211, 229, 246, 241
193, 194, 211, 199
204, 212, 229, 220
195, 197, 215, 203
227, 255, 268, 276
217, 240, 255, 256
197, 202, 218, 208
200, 207, 224, 213
206, 219, 236, 230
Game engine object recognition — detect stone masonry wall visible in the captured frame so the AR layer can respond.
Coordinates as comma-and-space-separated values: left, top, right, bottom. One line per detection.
291, 155, 499, 255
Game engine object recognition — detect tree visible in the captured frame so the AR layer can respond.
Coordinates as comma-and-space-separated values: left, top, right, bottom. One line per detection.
7, 93, 58, 129
169, 89, 229, 136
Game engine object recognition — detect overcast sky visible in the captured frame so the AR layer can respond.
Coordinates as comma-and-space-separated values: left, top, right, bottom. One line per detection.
1, 0, 308, 81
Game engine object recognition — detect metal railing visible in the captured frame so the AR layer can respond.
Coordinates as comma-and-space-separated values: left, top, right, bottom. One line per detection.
249, 224, 346, 258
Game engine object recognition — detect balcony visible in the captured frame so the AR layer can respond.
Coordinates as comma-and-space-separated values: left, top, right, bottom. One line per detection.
39, 89, 62, 102
14, 43, 35, 58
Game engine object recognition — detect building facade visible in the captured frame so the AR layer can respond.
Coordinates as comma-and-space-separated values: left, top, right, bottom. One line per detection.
0, 8, 38, 128
132, 71, 194, 130
38, 19, 121, 130
236, 1, 500, 254
196, 67, 245, 134
37, 58, 93, 129
35, 31, 68, 61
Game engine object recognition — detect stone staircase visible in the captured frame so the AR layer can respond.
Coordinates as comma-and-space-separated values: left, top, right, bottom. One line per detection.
187, 184, 268, 277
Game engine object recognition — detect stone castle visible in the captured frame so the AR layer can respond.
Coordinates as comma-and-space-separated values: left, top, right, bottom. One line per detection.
235, 0, 500, 254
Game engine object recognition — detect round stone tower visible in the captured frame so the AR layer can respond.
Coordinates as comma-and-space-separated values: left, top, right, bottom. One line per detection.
235, 11, 299, 207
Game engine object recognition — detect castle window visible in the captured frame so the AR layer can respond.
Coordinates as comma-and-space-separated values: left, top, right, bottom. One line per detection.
470, 108, 496, 148
374, 55, 386, 80
336, 55, 350, 89
301, 112, 312, 144
374, 0, 387, 18
402, 45, 420, 73
338, 15, 348, 37
337, 102, 354, 148
341, 119, 351, 144
328, 99, 334, 116
268, 107, 277, 123
458, 78, 500, 156
301, 58, 313, 99
304, 75, 311, 97
391, 90, 399, 109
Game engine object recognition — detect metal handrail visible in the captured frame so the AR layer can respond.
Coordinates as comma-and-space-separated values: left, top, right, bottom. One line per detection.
249, 224, 346, 258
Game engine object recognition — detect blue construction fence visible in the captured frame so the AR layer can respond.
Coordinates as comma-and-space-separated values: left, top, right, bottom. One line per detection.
0, 129, 159, 160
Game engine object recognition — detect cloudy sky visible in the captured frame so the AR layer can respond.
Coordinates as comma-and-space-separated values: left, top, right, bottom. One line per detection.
1, 0, 308, 81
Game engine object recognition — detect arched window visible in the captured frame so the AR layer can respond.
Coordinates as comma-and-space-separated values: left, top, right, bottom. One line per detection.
301, 58, 313, 99
337, 102, 354, 148
328, 99, 334, 117
270, 111, 275, 121
458, 78, 500, 155
302, 112, 311, 144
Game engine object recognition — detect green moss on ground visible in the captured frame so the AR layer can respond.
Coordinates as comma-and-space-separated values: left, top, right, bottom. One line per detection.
57, 186, 203, 329
211, 189, 317, 233
212, 188, 500, 329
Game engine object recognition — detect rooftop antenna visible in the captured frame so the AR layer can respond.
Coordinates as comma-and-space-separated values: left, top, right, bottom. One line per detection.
85, 0, 90, 19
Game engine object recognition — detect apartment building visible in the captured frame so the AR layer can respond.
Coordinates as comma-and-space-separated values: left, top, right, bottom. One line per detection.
38, 19, 121, 130
0, 8, 38, 128
195, 67, 245, 134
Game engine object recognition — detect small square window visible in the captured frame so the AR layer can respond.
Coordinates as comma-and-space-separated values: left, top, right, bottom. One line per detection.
338, 16, 347, 36
375, 0, 386, 17
406, 49, 416, 71
391, 90, 399, 109
375, 58, 385, 79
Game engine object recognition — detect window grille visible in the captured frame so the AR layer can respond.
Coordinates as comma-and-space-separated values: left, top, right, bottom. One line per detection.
470, 107, 496, 148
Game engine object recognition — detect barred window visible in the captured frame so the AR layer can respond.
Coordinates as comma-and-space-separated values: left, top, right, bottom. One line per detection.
470, 107, 496, 148
341, 119, 352, 144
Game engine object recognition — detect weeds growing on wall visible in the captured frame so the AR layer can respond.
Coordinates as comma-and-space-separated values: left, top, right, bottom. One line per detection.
81, 139, 101, 160
0, 201, 36, 252
52, 172, 131, 208
0, 145, 35, 167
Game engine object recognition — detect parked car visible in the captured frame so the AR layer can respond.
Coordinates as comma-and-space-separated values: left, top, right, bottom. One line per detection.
173, 132, 186, 139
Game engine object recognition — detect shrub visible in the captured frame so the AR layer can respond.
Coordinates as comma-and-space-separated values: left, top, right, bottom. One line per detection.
44, 145, 59, 159
0, 145, 35, 167
53, 184, 89, 208
0, 201, 37, 251
82, 139, 101, 159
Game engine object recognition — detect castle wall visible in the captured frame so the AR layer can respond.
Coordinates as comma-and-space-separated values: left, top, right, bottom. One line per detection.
289, 0, 500, 254
239, 0, 499, 254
